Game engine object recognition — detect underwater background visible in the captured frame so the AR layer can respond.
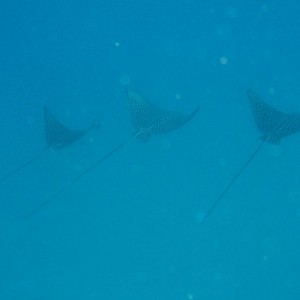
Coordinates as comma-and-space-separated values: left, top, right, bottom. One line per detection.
0, 0, 300, 299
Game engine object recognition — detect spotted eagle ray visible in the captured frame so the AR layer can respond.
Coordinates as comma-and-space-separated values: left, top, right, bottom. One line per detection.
44, 107, 100, 149
0, 107, 99, 184
127, 89, 199, 141
199, 89, 300, 225
23, 88, 199, 219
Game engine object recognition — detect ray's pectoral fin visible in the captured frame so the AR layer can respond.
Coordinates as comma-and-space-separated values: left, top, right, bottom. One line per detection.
247, 89, 300, 143
185, 106, 200, 123
44, 106, 95, 149
126, 88, 199, 140
247, 89, 286, 137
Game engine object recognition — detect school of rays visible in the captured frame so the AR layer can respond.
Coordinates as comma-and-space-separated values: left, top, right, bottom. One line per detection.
1, 86, 300, 224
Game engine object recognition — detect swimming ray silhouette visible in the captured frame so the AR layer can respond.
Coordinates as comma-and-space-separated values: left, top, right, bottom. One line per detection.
199, 89, 300, 226
0, 107, 98, 184
23, 88, 199, 220
44, 106, 95, 149
127, 88, 200, 141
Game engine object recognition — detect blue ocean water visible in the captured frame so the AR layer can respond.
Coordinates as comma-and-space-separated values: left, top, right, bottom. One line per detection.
0, 0, 300, 299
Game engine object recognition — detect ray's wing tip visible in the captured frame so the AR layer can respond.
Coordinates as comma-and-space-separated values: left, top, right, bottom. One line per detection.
189, 106, 200, 119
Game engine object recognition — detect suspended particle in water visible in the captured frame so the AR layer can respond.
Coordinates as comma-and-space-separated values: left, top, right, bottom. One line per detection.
187, 293, 194, 300
120, 74, 131, 85
263, 255, 269, 262
175, 93, 182, 100
220, 56, 228, 65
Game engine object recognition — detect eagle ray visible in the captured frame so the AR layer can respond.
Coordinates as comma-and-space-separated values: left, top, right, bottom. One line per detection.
199, 89, 300, 226
0, 107, 98, 184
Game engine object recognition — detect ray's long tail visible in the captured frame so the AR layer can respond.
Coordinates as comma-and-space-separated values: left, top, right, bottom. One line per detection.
23, 132, 140, 220
0, 147, 50, 185
199, 138, 267, 226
